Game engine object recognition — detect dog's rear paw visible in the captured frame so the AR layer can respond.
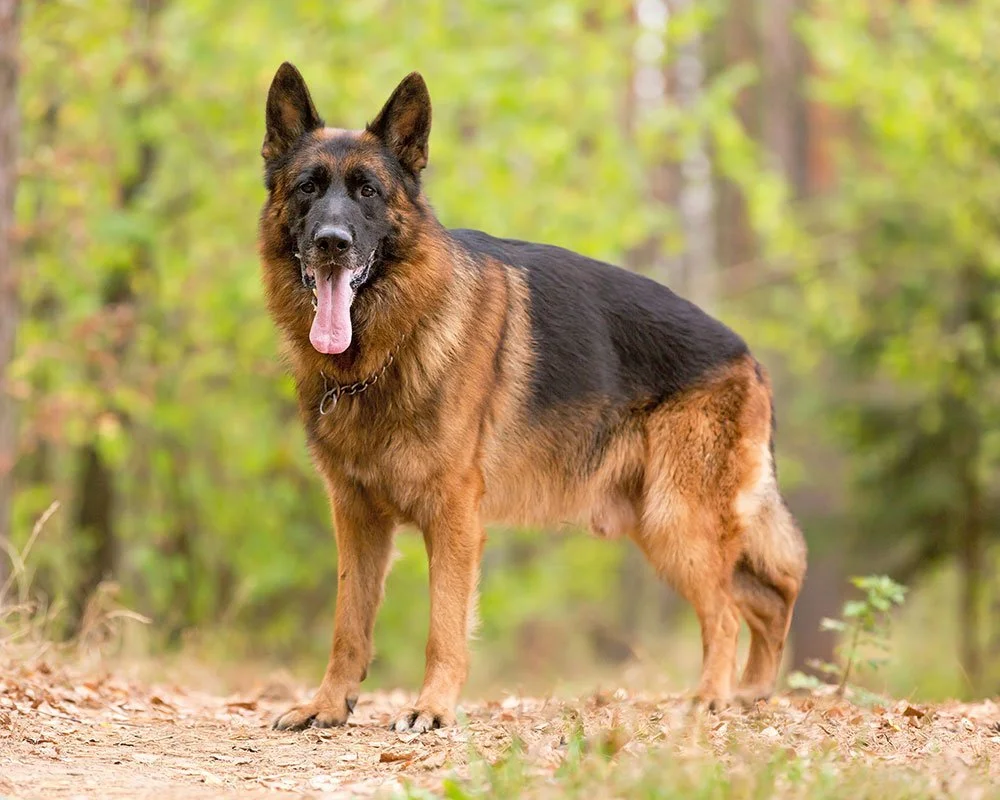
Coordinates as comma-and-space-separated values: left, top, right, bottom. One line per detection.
733, 685, 772, 708
390, 704, 456, 733
272, 693, 357, 731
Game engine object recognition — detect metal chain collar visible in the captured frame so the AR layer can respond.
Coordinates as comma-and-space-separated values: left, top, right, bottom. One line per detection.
318, 344, 400, 415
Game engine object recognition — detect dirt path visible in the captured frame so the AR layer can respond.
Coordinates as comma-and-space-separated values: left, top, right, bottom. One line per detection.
2, 661, 1000, 798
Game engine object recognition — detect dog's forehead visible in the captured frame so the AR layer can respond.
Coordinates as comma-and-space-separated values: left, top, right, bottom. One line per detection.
317, 127, 360, 140
295, 128, 383, 171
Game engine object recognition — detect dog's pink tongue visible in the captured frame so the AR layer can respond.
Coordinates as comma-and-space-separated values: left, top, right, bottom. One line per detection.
310, 268, 354, 354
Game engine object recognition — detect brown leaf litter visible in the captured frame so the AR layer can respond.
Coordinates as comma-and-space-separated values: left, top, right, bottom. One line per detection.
0, 660, 998, 798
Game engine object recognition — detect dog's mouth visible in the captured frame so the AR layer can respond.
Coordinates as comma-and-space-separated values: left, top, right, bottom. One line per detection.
295, 248, 377, 355
297, 253, 317, 293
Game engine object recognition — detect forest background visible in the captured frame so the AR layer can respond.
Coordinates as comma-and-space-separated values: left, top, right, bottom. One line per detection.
1, 0, 998, 704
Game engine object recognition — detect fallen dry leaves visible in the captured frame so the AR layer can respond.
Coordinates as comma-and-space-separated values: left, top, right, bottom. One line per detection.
0, 659, 998, 798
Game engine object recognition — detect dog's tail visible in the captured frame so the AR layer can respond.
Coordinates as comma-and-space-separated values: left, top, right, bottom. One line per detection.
736, 363, 807, 611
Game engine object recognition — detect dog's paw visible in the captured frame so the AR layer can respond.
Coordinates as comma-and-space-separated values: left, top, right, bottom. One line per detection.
690, 692, 732, 713
390, 704, 456, 733
732, 685, 772, 709
272, 693, 357, 731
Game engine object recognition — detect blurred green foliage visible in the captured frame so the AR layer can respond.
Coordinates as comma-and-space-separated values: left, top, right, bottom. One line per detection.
13, 0, 766, 682
789, 575, 907, 702
7, 0, 1000, 698
790, 0, 1000, 690
794, 0, 1000, 556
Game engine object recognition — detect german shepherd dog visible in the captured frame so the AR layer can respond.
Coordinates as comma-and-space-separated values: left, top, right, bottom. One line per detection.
259, 63, 806, 733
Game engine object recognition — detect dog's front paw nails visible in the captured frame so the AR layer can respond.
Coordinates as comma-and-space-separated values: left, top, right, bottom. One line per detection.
272, 693, 356, 731
690, 693, 732, 713
390, 705, 456, 733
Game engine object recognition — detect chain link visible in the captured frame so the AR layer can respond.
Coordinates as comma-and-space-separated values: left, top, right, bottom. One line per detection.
318, 347, 398, 415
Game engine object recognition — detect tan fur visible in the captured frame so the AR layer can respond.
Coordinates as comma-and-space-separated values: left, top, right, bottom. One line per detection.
262, 128, 806, 731
317, 127, 359, 140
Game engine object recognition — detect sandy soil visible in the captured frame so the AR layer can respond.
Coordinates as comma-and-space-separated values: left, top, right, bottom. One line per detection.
2, 660, 1000, 799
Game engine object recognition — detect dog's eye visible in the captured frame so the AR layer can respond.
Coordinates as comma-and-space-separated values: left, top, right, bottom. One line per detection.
360, 184, 377, 198
298, 180, 316, 195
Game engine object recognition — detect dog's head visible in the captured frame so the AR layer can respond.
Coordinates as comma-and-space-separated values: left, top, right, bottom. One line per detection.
261, 63, 432, 355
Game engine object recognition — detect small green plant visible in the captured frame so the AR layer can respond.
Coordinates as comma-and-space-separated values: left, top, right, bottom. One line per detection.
788, 575, 907, 701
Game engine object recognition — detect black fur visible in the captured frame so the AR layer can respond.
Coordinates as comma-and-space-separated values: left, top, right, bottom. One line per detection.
366, 72, 432, 181
262, 62, 324, 189
450, 230, 749, 415
753, 359, 779, 480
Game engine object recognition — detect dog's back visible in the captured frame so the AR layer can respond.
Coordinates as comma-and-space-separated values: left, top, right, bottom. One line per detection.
452, 228, 749, 410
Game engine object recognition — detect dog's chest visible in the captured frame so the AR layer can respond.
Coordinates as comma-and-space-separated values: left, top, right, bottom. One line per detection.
312, 407, 441, 500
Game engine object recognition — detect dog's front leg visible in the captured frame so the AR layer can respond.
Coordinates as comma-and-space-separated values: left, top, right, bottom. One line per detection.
273, 483, 396, 731
392, 485, 484, 733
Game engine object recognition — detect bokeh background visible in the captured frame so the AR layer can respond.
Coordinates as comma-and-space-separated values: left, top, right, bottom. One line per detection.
1, 0, 999, 701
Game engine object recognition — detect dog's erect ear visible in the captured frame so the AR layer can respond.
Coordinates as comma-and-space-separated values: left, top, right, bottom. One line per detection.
367, 73, 432, 176
262, 62, 323, 162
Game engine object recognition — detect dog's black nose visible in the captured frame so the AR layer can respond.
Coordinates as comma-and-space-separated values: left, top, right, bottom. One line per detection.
314, 226, 352, 254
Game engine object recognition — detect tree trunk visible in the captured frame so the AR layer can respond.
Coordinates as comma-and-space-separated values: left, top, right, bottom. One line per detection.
0, 0, 21, 590
954, 262, 987, 694
671, 0, 717, 309
761, 0, 802, 192
958, 461, 983, 694
955, 252, 991, 695
72, 444, 117, 623
165, 441, 198, 641
951, 390, 984, 696
788, 551, 844, 674
715, 0, 758, 275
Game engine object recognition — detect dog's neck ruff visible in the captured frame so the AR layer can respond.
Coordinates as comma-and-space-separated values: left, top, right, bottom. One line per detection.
318, 343, 401, 415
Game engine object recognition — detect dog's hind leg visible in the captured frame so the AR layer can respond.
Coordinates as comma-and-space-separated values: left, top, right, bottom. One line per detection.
691, 581, 743, 708
733, 496, 805, 702
631, 508, 743, 709
632, 356, 802, 708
